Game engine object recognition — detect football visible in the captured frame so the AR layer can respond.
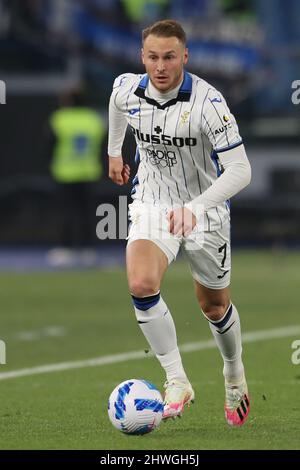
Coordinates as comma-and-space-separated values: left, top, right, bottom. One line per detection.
108, 379, 164, 434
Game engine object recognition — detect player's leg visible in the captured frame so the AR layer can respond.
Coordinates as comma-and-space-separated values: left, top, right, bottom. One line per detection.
195, 283, 244, 380
127, 238, 194, 419
194, 282, 249, 426
127, 239, 187, 382
184, 222, 249, 426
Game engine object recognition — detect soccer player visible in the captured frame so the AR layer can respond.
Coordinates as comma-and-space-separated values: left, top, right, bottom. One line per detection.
108, 19, 251, 426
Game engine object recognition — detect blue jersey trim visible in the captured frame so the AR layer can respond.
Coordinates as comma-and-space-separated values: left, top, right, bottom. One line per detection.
210, 150, 222, 177
134, 148, 140, 165
215, 140, 243, 154
139, 74, 149, 89
210, 150, 231, 209
134, 71, 192, 109
137, 70, 192, 93
180, 70, 193, 93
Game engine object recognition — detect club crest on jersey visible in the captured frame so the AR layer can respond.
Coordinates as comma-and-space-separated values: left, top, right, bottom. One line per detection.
180, 111, 190, 125
129, 125, 197, 148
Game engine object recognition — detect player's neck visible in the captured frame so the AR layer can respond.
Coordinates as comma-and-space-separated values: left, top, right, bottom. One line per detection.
147, 77, 183, 103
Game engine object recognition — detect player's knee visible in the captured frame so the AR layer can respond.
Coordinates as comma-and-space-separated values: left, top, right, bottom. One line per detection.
129, 278, 159, 298
199, 299, 229, 321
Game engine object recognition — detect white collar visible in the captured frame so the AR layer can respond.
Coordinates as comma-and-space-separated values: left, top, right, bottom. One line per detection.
146, 78, 183, 104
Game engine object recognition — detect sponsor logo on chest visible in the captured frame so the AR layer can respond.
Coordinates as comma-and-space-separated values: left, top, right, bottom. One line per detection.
129, 125, 197, 148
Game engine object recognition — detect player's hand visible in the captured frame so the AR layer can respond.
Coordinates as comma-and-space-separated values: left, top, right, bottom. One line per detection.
109, 156, 130, 185
168, 207, 197, 237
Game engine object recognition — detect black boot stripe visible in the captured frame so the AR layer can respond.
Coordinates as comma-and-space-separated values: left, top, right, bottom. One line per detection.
240, 400, 247, 414
237, 407, 244, 421
244, 395, 250, 407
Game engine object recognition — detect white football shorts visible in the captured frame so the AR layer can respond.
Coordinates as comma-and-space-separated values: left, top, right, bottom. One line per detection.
127, 201, 231, 289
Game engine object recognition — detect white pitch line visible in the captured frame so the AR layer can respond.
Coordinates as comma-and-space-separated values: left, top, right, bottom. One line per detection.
0, 324, 299, 381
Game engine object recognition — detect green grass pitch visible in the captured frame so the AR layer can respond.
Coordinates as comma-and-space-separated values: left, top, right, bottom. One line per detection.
0, 250, 299, 450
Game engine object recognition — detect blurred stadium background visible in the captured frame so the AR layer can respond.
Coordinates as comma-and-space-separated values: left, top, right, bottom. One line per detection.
0, 0, 299, 259
0, 0, 300, 451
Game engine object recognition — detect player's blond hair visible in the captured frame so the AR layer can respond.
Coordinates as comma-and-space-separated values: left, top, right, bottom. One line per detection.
142, 19, 186, 46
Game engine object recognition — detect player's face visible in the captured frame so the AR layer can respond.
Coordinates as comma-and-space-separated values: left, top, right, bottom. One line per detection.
142, 35, 188, 93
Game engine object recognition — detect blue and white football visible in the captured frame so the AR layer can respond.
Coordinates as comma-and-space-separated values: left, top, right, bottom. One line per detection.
108, 379, 164, 434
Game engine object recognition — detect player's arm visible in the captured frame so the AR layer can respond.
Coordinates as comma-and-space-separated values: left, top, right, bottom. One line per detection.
168, 207, 197, 237
109, 157, 130, 185
169, 144, 251, 236
108, 80, 131, 185
185, 144, 251, 220
184, 90, 251, 221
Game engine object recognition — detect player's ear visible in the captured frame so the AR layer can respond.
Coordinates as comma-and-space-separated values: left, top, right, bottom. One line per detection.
183, 48, 189, 65
141, 48, 145, 65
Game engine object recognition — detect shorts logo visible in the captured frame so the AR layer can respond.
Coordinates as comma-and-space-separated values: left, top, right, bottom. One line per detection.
147, 148, 177, 168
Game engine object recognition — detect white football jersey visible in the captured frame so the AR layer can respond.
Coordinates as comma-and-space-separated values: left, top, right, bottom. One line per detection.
108, 71, 243, 231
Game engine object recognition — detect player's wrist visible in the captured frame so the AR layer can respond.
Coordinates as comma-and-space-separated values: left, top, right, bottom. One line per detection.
184, 200, 205, 224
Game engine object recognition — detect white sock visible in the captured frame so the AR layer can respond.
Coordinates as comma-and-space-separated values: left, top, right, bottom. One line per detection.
204, 303, 244, 383
132, 292, 188, 383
